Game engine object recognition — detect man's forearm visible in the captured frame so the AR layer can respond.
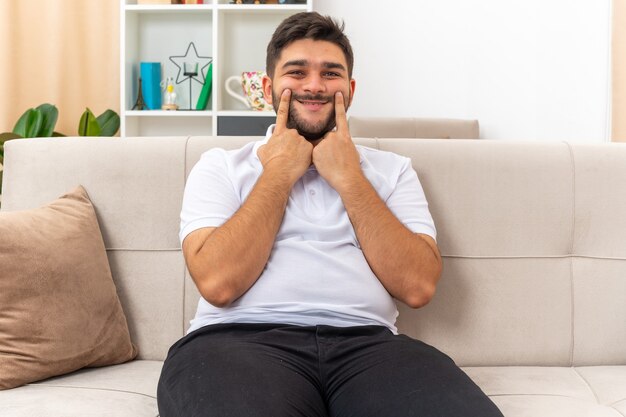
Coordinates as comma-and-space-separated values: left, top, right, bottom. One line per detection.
310, 92, 440, 307
338, 173, 442, 308
186, 167, 293, 307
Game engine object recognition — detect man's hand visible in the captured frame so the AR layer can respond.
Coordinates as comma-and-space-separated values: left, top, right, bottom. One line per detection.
312, 92, 362, 193
257, 89, 313, 186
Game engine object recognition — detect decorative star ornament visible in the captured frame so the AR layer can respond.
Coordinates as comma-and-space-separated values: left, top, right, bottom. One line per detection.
169, 42, 212, 85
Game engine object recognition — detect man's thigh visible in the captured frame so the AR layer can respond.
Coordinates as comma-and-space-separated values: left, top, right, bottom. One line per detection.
324, 329, 504, 417
157, 323, 328, 417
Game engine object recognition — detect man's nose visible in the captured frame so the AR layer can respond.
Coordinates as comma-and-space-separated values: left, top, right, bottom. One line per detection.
302, 74, 326, 94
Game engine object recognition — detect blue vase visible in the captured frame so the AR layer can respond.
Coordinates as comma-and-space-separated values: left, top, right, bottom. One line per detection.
140, 62, 162, 110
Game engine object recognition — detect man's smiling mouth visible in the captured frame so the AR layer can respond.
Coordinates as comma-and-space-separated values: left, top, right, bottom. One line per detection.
297, 99, 329, 104
295, 98, 331, 111
292, 94, 332, 106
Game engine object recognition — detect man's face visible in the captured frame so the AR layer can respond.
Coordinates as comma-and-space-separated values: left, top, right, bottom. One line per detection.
263, 39, 356, 142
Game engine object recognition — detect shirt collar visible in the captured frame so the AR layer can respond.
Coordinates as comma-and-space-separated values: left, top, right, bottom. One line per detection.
252, 125, 274, 162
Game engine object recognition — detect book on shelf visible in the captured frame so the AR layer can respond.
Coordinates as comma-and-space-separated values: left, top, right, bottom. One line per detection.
196, 63, 213, 110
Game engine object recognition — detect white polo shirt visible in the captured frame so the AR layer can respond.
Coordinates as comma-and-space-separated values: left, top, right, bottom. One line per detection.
181, 126, 436, 334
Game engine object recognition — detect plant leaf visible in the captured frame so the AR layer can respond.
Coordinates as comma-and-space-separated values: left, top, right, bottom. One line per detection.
13, 108, 43, 138
12, 108, 33, 137
96, 109, 120, 137
36, 103, 59, 137
78, 108, 101, 136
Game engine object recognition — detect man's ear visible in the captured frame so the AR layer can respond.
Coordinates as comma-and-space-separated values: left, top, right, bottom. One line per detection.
262, 75, 273, 106
348, 79, 356, 108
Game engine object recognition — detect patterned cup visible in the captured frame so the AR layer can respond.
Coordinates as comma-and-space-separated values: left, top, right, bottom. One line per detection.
225, 71, 273, 111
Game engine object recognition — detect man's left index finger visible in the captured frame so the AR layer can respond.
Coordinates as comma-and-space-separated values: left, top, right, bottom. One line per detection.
334, 91, 349, 133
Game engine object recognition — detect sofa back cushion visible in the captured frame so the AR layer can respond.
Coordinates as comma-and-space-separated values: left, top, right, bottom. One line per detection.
348, 117, 480, 139
1, 138, 187, 361
2, 137, 625, 367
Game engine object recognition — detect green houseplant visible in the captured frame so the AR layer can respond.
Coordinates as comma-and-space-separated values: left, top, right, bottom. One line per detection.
0, 104, 120, 195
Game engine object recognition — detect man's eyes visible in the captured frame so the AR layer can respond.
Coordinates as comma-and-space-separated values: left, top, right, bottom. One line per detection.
286, 70, 341, 78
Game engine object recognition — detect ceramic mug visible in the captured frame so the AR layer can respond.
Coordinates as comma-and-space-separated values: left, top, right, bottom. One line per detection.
225, 71, 273, 111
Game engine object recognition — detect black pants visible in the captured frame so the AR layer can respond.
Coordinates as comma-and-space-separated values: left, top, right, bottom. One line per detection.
157, 323, 503, 417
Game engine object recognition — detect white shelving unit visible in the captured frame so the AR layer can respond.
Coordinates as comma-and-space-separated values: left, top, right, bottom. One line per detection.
120, 0, 312, 137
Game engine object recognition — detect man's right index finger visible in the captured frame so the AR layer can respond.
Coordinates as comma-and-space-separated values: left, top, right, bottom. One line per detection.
274, 89, 291, 133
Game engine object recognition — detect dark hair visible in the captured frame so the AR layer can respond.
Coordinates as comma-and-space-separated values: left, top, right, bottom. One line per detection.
266, 12, 354, 79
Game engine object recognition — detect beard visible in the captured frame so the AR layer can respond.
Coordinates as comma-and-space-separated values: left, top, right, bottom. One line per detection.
272, 90, 350, 142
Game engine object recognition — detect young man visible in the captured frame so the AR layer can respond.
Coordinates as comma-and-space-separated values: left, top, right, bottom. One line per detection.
157, 12, 503, 417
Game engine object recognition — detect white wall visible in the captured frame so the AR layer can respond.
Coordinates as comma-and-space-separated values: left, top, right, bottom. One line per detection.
314, 0, 612, 142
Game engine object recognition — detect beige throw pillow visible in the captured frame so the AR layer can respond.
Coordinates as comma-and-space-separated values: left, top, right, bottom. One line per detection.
0, 186, 138, 390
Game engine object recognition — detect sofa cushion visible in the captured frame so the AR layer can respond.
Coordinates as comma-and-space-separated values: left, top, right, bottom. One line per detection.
0, 386, 156, 417
0, 186, 137, 390
0, 360, 161, 416
464, 366, 626, 417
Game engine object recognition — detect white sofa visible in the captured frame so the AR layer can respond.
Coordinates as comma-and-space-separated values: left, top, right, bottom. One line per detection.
0, 136, 625, 417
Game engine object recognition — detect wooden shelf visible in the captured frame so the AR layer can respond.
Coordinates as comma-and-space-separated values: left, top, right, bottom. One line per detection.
126, 110, 213, 117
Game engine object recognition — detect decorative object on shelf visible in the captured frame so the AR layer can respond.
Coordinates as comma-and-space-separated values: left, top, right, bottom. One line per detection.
140, 62, 162, 110
169, 42, 212, 110
196, 63, 213, 110
229, 0, 306, 4
132, 78, 146, 110
162, 77, 179, 110
225, 71, 273, 111
137, 0, 173, 4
